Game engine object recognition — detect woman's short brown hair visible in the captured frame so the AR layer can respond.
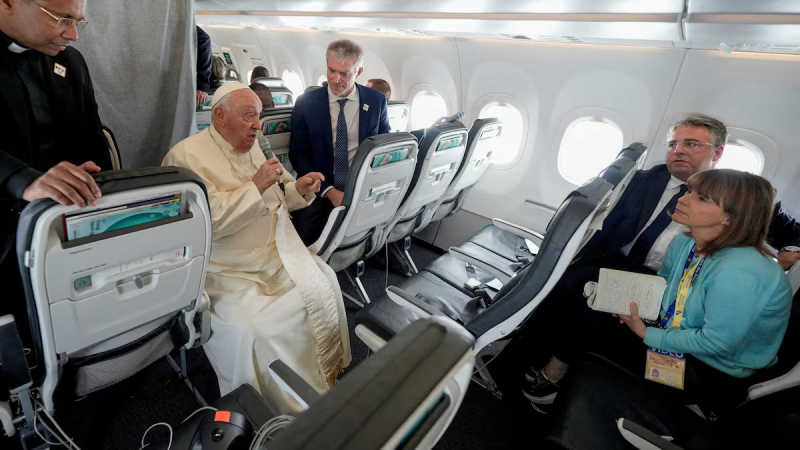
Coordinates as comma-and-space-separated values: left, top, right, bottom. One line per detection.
685, 169, 775, 258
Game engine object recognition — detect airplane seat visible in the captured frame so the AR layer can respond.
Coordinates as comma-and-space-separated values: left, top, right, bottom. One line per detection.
269, 86, 295, 109
366, 124, 468, 269
303, 85, 323, 94
102, 124, 122, 170
355, 176, 614, 396
195, 107, 212, 133
145, 317, 474, 450
0, 166, 213, 444
313, 132, 418, 305
252, 76, 286, 88
260, 108, 294, 174
428, 143, 647, 299
387, 100, 410, 132
418, 118, 500, 230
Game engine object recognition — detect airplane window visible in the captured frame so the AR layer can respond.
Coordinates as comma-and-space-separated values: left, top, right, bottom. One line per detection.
281, 69, 305, 98
318, 75, 327, 86
479, 103, 524, 166
717, 139, 764, 175
558, 117, 624, 185
411, 91, 447, 130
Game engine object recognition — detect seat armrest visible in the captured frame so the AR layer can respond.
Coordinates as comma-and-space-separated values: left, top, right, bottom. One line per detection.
617, 419, 683, 450
448, 246, 514, 284
312, 205, 346, 255
787, 261, 800, 296
493, 218, 544, 247
385, 286, 448, 319
748, 360, 800, 401
268, 360, 322, 410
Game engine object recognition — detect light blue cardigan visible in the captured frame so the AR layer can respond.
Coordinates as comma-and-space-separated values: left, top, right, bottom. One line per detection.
643, 234, 792, 378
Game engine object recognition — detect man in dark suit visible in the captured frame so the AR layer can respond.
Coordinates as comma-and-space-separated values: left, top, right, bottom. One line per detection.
523, 114, 800, 406
0, 0, 109, 352
289, 39, 391, 245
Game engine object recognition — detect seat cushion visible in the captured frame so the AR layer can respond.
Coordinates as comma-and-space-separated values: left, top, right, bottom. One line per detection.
468, 225, 534, 263
425, 244, 504, 297
355, 271, 472, 342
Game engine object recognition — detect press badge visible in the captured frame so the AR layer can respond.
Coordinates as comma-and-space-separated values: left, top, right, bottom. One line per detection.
645, 347, 686, 390
54, 63, 66, 77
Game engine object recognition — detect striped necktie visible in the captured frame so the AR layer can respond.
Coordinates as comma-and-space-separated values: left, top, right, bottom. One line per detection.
333, 98, 349, 191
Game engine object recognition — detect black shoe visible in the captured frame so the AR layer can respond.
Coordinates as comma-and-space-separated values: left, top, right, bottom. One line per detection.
522, 369, 560, 405
524, 366, 538, 383
530, 400, 553, 415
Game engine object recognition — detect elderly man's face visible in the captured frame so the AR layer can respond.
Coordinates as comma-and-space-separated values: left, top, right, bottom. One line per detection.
216, 90, 262, 153
2, 0, 85, 56
665, 126, 724, 182
327, 55, 362, 97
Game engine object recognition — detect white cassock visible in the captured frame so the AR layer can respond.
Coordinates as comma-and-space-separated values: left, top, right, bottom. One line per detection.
163, 126, 350, 414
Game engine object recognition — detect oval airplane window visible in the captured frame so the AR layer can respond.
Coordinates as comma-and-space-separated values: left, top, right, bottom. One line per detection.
716, 139, 764, 175
411, 91, 447, 130
558, 117, 624, 186
479, 103, 524, 166
281, 69, 304, 98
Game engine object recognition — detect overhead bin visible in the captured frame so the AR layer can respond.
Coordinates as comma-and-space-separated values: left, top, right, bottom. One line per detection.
196, 0, 685, 42
686, 0, 800, 46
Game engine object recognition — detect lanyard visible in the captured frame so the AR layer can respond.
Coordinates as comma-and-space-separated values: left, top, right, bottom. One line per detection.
659, 244, 706, 329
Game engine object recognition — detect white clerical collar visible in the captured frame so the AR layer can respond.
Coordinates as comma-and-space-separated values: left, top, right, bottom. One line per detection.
328, 85, 358, 104
209, 125, 235, 152
8, 42, 29, 53
667, 175, 685, 190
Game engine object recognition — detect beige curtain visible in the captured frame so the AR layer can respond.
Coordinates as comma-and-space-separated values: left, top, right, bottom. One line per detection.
72, 0, 197, 168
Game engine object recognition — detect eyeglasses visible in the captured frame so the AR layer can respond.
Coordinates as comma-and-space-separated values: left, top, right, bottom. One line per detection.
35, 2, 88, 31
666, 140, 715, 151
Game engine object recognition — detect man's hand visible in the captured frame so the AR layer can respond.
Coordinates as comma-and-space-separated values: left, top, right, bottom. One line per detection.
778, 251, 800, 271
615, 302, 647, 340
325, 188, 344, 207
296, 172, 324, 196
252, 158, 283, 194
22, 161, 102, 208
196, 90, 209, 107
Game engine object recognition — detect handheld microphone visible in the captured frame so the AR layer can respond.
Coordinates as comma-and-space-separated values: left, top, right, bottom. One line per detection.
257, 130, 285, 195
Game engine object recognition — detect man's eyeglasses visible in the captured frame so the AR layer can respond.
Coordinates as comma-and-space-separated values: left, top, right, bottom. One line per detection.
35, 2, 88, 31
666, 140, 715, 151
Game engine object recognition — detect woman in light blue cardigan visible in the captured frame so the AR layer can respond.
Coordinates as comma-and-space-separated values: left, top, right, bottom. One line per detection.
527, 169, 792, 412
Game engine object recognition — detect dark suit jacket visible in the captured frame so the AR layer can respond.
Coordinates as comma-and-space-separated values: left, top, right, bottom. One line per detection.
0, 30, 110, 261
578, 164, 800, 265
196, 26, 212, 93
289, 84, 391, 195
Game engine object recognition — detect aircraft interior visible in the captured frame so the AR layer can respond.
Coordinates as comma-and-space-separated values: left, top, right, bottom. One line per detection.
2, 1, 800, 449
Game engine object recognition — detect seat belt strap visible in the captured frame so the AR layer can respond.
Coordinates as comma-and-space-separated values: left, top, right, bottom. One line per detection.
463, 263, 493, 305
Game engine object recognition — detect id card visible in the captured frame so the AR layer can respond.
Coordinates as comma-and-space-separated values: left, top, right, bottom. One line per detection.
645, 347, 686, 390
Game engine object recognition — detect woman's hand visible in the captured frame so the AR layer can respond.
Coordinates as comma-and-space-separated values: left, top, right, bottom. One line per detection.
615, 302, 647, 339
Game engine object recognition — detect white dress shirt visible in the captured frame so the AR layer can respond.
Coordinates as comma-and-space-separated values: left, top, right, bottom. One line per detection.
323, 86, 360, 198
621, 175, 687, 271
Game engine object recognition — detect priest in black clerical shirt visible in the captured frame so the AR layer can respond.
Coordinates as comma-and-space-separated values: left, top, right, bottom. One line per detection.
0, 0, 110, 264
0, 1, 110, 356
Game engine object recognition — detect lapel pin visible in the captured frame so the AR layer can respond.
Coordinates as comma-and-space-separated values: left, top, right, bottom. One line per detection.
363, 104, 369, 112
54, 63, 66, 77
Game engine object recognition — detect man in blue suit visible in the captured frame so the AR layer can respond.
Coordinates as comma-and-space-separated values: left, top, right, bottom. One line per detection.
289, 39, 391, 245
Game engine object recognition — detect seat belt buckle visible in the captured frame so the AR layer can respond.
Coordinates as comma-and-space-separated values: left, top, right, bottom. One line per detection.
465, 278, 482, 290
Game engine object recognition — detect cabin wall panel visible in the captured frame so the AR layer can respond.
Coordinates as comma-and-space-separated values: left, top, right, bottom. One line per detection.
454, 40, 685, 233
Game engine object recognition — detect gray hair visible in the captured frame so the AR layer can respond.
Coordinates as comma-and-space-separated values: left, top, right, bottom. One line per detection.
326, 39, 364, 69
668, 114, 728, 148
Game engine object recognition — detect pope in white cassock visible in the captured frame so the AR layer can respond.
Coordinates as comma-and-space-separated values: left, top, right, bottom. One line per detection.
162, 83, 350, 413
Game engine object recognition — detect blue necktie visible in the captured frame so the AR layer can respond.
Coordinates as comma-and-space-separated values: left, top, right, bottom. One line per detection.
627, 184, 689, 265
333, 98, 349, 191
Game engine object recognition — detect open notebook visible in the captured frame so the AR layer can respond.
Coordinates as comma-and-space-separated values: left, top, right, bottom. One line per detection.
584, 269, 666, 321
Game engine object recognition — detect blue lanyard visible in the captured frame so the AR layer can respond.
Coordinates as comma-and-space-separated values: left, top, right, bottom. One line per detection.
659, 244, 707, 328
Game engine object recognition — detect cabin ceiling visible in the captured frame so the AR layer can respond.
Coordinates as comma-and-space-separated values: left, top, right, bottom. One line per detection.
196, 0, 800, 52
